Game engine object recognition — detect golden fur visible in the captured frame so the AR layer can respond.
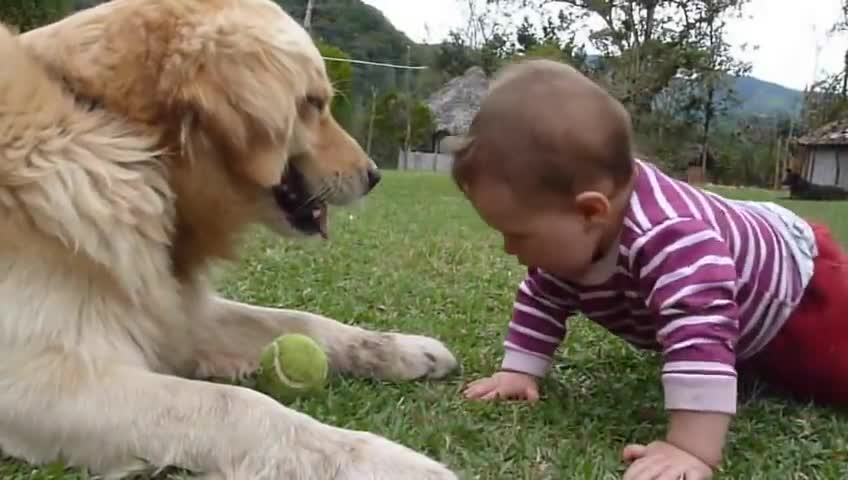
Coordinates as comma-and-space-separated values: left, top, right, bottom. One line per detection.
0, 1, 457, 478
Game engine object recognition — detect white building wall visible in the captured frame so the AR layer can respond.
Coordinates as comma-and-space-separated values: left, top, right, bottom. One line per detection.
397, 151, 454, 172
809, 148, 838, 185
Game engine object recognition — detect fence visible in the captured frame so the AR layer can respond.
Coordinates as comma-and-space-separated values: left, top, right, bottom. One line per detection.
397, 150, 453, 172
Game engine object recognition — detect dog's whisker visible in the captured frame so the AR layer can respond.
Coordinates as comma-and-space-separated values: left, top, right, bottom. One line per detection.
295, 185, 333, 210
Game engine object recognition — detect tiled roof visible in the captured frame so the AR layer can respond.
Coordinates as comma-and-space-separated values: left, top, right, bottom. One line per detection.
796, 118, 848, 146
426, 67, 489, 135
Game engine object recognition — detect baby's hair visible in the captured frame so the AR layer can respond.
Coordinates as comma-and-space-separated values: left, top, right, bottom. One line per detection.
450, 59, 635, 203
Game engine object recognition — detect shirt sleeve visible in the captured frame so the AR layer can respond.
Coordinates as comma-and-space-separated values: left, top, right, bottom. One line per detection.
630, 218, 741, 415
501, 268, 574, 378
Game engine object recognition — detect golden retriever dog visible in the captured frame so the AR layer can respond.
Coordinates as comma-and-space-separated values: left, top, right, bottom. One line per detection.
0, 0, 459, 478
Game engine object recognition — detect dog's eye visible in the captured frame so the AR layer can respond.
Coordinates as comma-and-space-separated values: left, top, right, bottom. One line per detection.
306, 96, 325, 111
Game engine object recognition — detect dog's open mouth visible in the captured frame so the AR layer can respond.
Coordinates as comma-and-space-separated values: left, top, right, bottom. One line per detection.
272, 165, 329, 238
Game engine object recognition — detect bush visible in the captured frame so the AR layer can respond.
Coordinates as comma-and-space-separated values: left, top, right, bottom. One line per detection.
0, 0, 71, 32
316, 41, 355, 129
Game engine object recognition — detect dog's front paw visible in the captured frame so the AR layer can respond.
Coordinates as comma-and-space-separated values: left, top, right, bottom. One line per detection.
388, 333, 458, 380
345, 332, 458, 381
336, 431, 457, 480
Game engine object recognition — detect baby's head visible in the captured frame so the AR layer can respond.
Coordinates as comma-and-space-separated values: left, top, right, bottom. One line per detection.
450, 59, 635, 279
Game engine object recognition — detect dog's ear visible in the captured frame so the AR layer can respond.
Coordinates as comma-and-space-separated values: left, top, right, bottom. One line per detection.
159, 21, 310, 186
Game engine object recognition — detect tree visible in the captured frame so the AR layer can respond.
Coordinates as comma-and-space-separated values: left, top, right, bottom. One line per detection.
800, 76, 848, 132
316, 42, 355, 129
435, 0, 520, 77
0, 0, 71, 32
435, 31, 481, 78
801, 0, 848, 131
510, 10, 588, 70
474, 0, 788, 187
502, 0, 700, 115
370, 91, 435, 168
681, 0, 753, 176
490, 0, 748, 121
438, 1, 590, 78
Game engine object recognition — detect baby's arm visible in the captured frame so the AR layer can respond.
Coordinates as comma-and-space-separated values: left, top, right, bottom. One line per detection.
464, 268, 573, 402
666, 410, 731, 467
631, 218, 741, 471
501, 268, 572, 376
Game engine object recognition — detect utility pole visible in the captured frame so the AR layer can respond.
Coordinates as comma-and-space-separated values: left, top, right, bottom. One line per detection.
403, 45, 412, 157
304, 0, 315, 33
366, 87, 377, 157
811, 23, 822, 87
842, 49, 848, 98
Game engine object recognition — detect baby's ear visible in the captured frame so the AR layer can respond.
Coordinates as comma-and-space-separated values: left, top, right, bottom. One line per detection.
574, 191, 611, 224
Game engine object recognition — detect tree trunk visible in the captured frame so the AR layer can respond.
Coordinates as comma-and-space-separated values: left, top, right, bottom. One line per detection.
701, 84, 716, 179
842, 49, 848, 97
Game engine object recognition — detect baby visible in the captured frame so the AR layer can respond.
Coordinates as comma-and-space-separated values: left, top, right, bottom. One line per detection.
449, 59, 848, 479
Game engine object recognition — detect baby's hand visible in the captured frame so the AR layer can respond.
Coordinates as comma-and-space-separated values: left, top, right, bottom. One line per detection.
463, 371, 540, 402
622, 441, 714, 480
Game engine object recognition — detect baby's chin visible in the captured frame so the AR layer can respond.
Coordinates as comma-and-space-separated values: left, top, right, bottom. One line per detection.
554, 259, 614, 286
534, 264, 585, 281
525, 251, 598, 281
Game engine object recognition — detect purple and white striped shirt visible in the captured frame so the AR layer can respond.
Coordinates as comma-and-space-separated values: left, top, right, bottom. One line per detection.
503, 159, 818, 415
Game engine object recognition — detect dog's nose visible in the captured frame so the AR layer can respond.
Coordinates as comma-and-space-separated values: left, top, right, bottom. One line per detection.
366, 168, 381, 192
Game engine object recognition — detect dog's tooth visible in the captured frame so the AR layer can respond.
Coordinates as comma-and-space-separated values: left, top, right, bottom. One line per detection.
312, 208, 321, 219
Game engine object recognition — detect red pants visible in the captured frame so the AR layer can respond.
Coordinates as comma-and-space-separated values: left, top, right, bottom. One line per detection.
744, 222, 848, 405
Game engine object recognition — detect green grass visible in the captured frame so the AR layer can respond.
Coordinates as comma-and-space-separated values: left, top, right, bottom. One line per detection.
4, 171, 848, 479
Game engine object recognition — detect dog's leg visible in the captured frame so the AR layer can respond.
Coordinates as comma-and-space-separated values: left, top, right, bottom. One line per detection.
0, 350, 456, 479
192, 296, 458, 382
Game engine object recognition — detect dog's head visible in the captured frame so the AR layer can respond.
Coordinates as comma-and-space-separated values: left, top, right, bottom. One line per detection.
21, 0, 378, 245
782, 168, 803, 188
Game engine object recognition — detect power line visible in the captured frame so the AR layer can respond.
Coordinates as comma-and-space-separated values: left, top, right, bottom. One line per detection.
305, 0, 425, 72
321, 56, 428, 70
320, 51, 428, 169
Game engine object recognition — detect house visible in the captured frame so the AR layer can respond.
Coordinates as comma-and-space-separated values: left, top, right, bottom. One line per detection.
794, 118, 848, 189
398, 66, 488, 171
684, 146, 718, 185
427, 66, 488, 153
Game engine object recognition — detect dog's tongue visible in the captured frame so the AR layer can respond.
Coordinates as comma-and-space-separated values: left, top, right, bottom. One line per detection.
315, 204, 328, 239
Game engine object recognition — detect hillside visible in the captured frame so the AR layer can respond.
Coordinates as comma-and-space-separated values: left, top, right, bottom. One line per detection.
273, 0, 802, 119
275, 0, 409, 66
273, 0, 441, 97
730, 75, 803, 117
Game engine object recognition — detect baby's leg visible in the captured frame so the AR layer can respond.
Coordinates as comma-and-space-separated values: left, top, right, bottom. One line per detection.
745, 223, 848, 404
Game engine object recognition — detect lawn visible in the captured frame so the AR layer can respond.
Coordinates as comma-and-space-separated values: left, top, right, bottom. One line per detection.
4, 171, 848, 479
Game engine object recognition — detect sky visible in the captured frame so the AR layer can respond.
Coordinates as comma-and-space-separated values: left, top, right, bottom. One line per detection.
362, 0, 848, 92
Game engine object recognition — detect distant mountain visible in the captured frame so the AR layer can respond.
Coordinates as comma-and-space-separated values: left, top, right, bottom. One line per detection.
728, 76, 803, 117
273, 0, 803, 120
273, 0, 440, 98
275, 0, 409, 66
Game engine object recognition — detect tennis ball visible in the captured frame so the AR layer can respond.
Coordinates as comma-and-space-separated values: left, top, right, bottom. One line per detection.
255, 333, 328, 402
